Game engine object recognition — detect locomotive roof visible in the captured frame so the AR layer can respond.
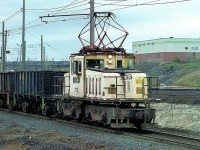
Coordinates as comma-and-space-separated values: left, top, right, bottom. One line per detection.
70, 52, 135, 56
88, 68, 142, 73
70, 46, 135, 56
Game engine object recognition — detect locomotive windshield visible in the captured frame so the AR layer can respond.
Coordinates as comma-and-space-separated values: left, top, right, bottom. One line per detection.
86, 59, 104, 68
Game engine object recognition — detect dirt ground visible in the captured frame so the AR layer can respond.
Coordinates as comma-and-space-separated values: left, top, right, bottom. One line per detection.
0, 127, 111, 150
1, 103, 199, 149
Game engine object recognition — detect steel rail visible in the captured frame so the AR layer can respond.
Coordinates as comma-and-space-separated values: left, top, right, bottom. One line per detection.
137, 129, 200, 150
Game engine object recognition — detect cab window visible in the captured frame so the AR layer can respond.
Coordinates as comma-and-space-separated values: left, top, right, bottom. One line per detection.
72, 61, 82, 74
117, 60, 122, 68
127, 59, 135, 69
86, 59, 104, 68
78, 61, 82, 73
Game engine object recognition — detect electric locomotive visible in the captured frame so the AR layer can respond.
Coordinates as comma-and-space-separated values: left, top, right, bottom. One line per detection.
57, 45, 158, 129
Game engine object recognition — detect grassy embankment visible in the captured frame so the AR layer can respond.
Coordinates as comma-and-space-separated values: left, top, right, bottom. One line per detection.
136, 62, 200, 87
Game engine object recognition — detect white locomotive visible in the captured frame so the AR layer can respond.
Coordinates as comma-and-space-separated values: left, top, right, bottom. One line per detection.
55, 45, 158, 129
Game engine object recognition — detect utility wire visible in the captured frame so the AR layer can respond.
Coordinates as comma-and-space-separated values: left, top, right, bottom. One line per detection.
95, 0, 191, 12
97, 0, 161, 6
8, 16, 87, 36
26, 0, 85, 11
26, 30, 67, 56
52, 0, 79, 15
0, 9, 21, 24
5, 0, 88, 34
26, 0, 87, 14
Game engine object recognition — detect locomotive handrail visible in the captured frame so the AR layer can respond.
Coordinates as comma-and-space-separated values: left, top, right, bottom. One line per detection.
142, 76, 159, 99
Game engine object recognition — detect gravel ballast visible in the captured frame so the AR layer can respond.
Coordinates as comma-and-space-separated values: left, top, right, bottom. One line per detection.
152, 102, 200, 138
0, 111, 192, 150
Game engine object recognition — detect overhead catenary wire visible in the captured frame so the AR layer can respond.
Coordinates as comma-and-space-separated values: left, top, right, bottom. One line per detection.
95, 0, 191, 12
7, 15, 87, 36
1, 0, 193, 33
26, 0, 88, 14
25, 30, 67, 56
2, 0, 88, 61
0, 9, 22, 24
1, 0, 193, 36
52, 0, 79, 15
0, 0, 131, 35
2, 0, 89, 35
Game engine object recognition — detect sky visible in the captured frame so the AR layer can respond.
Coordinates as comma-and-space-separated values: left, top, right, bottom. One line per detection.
0, 0, 200, 61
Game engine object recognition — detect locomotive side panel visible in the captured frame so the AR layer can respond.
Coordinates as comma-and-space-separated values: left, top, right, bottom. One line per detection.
85, 70, 102, 98
125, 73, 148, 99
85, 70, 148, 100
85, 70, 122, 98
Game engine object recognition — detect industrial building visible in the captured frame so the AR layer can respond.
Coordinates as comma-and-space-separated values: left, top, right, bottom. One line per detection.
132, 38, 200, 62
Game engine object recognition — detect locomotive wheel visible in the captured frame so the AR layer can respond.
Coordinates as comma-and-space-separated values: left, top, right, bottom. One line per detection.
0, 99, 4, 108
22, 102, 28, 113
101, 115, 107, 123
135, 122, 142, 130
64, 116, 72, 121
45, 107, 55, 117
86, 112, 94, 125
78, 113, 86, 123
92, 121, 99, 126
71, 109, 77, 119
86, 112, 92, 120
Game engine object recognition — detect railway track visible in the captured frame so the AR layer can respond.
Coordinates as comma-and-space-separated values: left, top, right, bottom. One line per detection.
1, 108, 200, 149
141, 129, 200, 150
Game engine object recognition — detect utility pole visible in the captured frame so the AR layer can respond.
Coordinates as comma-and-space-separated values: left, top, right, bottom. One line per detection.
43, 46, 46, 70
21, 0, 26, 70
4, 30, 8, 62
41, 35, 44, 70
90, 0, 95, 46
2, 22, 5, 72
0, 47, 2, 72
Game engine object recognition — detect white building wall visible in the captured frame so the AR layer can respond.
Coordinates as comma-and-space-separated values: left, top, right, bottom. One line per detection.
133, 38, 200, 54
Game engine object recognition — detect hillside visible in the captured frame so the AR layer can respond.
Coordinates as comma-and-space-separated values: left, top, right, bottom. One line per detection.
136, 62, 200, 87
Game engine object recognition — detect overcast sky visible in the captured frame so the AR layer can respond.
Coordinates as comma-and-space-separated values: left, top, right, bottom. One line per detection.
0, 0, 199, 61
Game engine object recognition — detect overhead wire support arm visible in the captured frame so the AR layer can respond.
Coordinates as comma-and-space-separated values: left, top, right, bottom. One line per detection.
39, 14, 89, 21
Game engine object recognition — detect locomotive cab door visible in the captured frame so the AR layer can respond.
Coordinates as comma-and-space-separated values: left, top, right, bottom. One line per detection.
70, 56, 85, 97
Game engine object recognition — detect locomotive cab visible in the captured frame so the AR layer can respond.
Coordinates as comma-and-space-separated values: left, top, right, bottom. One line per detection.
67, 49, 149, 100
